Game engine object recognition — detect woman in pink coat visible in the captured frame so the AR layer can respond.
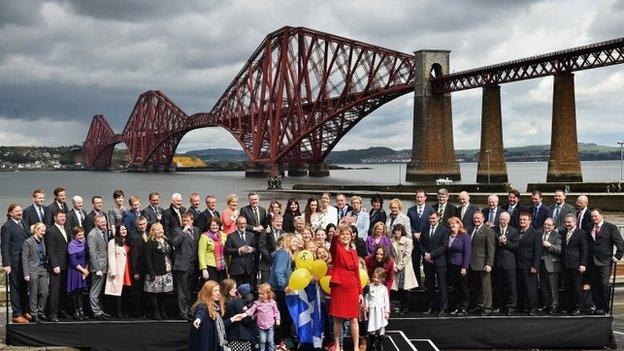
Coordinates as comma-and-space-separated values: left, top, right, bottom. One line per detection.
105, 224, 133, 318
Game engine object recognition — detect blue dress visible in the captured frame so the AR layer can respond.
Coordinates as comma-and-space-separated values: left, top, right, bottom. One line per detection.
67, 240, 88, 292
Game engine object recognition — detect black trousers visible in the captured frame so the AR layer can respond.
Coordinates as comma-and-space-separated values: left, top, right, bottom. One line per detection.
131, 276, 145, 315
174, 265, 196, 315
563, 268, 583, 309
517, 268, 538, 311
203, 266, 227, 284
495, 267, 517, 310
8, 265, 29, 317
589, 263, 612, 311
231, 273, 254, 288
423, 262, 447, 310
49, 269, 71, 317
274, 290, 293, 344
539, 261, 559, 308
447, 265, 469, 310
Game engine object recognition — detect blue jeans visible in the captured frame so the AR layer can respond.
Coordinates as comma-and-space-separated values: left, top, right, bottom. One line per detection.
258, 326, 275, 351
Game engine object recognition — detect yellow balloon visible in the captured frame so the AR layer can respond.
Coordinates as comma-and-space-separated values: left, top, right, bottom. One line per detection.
289, 268, 312, 290
295, 250, 314, 270
310, 259, 328, 278
359, 268, 369, 288
319, 275, 332, 294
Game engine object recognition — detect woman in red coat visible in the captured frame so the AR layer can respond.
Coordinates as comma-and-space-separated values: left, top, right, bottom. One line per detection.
330, 225, 362, 351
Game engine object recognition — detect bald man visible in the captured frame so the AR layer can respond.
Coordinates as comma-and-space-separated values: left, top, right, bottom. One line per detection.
576, 195, 592, 233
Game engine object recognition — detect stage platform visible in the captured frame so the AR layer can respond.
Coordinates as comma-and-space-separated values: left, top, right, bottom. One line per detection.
6, 313, 613, 350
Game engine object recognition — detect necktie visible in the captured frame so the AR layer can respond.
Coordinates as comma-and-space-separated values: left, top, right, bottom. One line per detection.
253, 207, 259, 225
543, 232, 548, 241
176, 209, 182, 224
240, 231, 245, 242
508, 205, 514, 214
520, 231, 525, 240
438, 204, 444, 217
389, 216, 396, 229
533, 206, 538, 219
37, 205, 44, 222
554, 206, 561, 221
489, 209, 494, 223
461, 206, 467, 220
59, 225, 67, 242
501, 228, 506, 238
430, 226, 436, 238
594, 225, 601, 241
418, 206, 423, 218
471, 226, 478, 240
577, 210, 582, 224
566, 231, 572, 243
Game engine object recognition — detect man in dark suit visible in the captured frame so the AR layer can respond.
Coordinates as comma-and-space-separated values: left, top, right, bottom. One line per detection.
549, 190, 575, 229
530, 190, 551, 230
502, 189, 525, 229
45, 210, 72, 322
67, 195, 88, 230
587, 209, 624, 315
131, 216, 149, 317
432, 188, 457, 226
516, 212, 542, 315
469, 211, 496, 315
225, 216, 257, 287
560, 213, 588, 315
83, 195, 109, 237
240, 191, 267, 235
123, 195, 143, 240
335, 193, 352, 221
47, 187, 69, 220
421, 211, 449, 315
575, 195, 592, 233
171, 212, 200, 320
457, 191, 479, 233
1, 204, 30, 323
407, 189, 433, 288
483, 194, 502, 228
161, 193, 186, 238
186, 192, 202, 226
539, 218, 562, 313
23, 189, 52, 228
196, 195, 220, 233
493, 212, 518, 315
259, 214, 282, 283
141, 192, 164, 228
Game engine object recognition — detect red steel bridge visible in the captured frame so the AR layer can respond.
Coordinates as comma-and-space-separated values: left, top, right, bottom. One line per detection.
83, 26, 624, 176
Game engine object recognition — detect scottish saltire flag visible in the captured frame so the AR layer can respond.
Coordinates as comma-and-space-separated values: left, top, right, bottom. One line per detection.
285, 283, 325, 348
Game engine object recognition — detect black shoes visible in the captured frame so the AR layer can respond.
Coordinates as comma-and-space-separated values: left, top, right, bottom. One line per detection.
93, 314, 108, 321
571, 309, 581, 316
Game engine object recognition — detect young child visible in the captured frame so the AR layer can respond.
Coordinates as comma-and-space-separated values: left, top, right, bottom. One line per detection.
365, 268, 390, 351
245, 283, 280, 351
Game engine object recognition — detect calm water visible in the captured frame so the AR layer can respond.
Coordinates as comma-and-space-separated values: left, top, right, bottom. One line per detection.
0, 160, 620, 212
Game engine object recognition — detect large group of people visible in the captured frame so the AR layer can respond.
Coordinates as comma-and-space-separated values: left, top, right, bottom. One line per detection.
1, 186, 623, 351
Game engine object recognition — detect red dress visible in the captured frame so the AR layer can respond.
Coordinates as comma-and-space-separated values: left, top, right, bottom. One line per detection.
329, 235, 361, 318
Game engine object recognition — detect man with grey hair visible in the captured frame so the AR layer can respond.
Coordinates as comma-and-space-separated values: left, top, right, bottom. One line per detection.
483, 194, 501, 228
240, 191, 267, 235
539, 217, 562, 314
432, 188, 457, 226
162, 193, 186, 237
67, 195, 88, 230
493, 211, 518, 315
560, 213, 587, 315
88, 214, 109, 320
549, 190, 575, 228
457, 191, 479, 233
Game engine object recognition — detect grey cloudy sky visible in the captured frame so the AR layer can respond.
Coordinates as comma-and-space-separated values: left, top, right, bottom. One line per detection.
0, 0, 623, 152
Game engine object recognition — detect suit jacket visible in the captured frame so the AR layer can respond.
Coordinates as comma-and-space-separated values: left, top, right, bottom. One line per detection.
517, 227, 542, 271
141, 205, 164, 226
131, 231, 148, 276
259, 227, 281, 271
560, 227, 588, 270
21, 236, 47, 278
23, 203, 53, 228
45, 223, 70, 270
67, 208, 88, 231
83, 210, 110, 238
144, 239, 172, 276
1, 218, 29, 267
482, 206, 502, 228
406, 205, 432, 257
421, 224, 449, 267
186, 207, 201, 225
501, 203, 526, 229
470, 225, 496, 271
540, 229, 562, 273
368, 209, 387, 236
493, 226, 519, 271
162, 205, 186, 237
576, 207, 593, 233
47, 201, 69, 216
171, 226, 200, 271
240, 205, 267, 233
224, 229, 257, 276
549, 203, 575, 228
587, 221, 624, 266
458, 204, 480, 233
196, 209, 220, 233
122, 210, 142, 240
432, 203, 458, 226
530, 204, 551, 230
87, 227, 109, 273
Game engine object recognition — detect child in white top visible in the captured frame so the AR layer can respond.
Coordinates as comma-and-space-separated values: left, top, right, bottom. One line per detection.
365, 267, 390, 351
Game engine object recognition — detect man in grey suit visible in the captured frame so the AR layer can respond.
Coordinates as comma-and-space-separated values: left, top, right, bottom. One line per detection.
469, 211, 496, 315
22, 223, 49, 323
493, 212, 518, 315
549, 190, 575, 229
87, 214, 109, 320
224, 216, 257, 287
172, 212, 200, 321
539, 218, 562, 313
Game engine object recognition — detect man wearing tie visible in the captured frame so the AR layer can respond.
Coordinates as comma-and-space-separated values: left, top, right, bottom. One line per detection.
162, 193, 186, 238
407, 189, 433, 288
45, 210, 72, 322
539, 218, 562, 314
224, 216, 257, 286
196, 195, 220, 233
483, 194, 501, 228
67, 195, 88, 230
131, 216, 149, 317
335, 193, 352, 221
469, 211, 496, 315
240, 192, 267, 235
47, 187, 69, 224
1, 204, 31, 323
457, 191, 479, 233
576, 195, 592, 233
432, 188, 457, 226
259, 214, 283, 283
587, 209, 624, 315
549, 190, 575, 229
502, 189, 525, 229
560, 214, 587, 316
83, 196, 109, 236
493, 212, 518, 315
141, 192, 164, 228
186, 193, 202, 226
529, 191, 551, 230
421, 211, 449, 316
171, 212, 200, 321
516, 212, 542, 315
123, 196, 143, 240
23, 189, 52, 228
87, 214, 110, 320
